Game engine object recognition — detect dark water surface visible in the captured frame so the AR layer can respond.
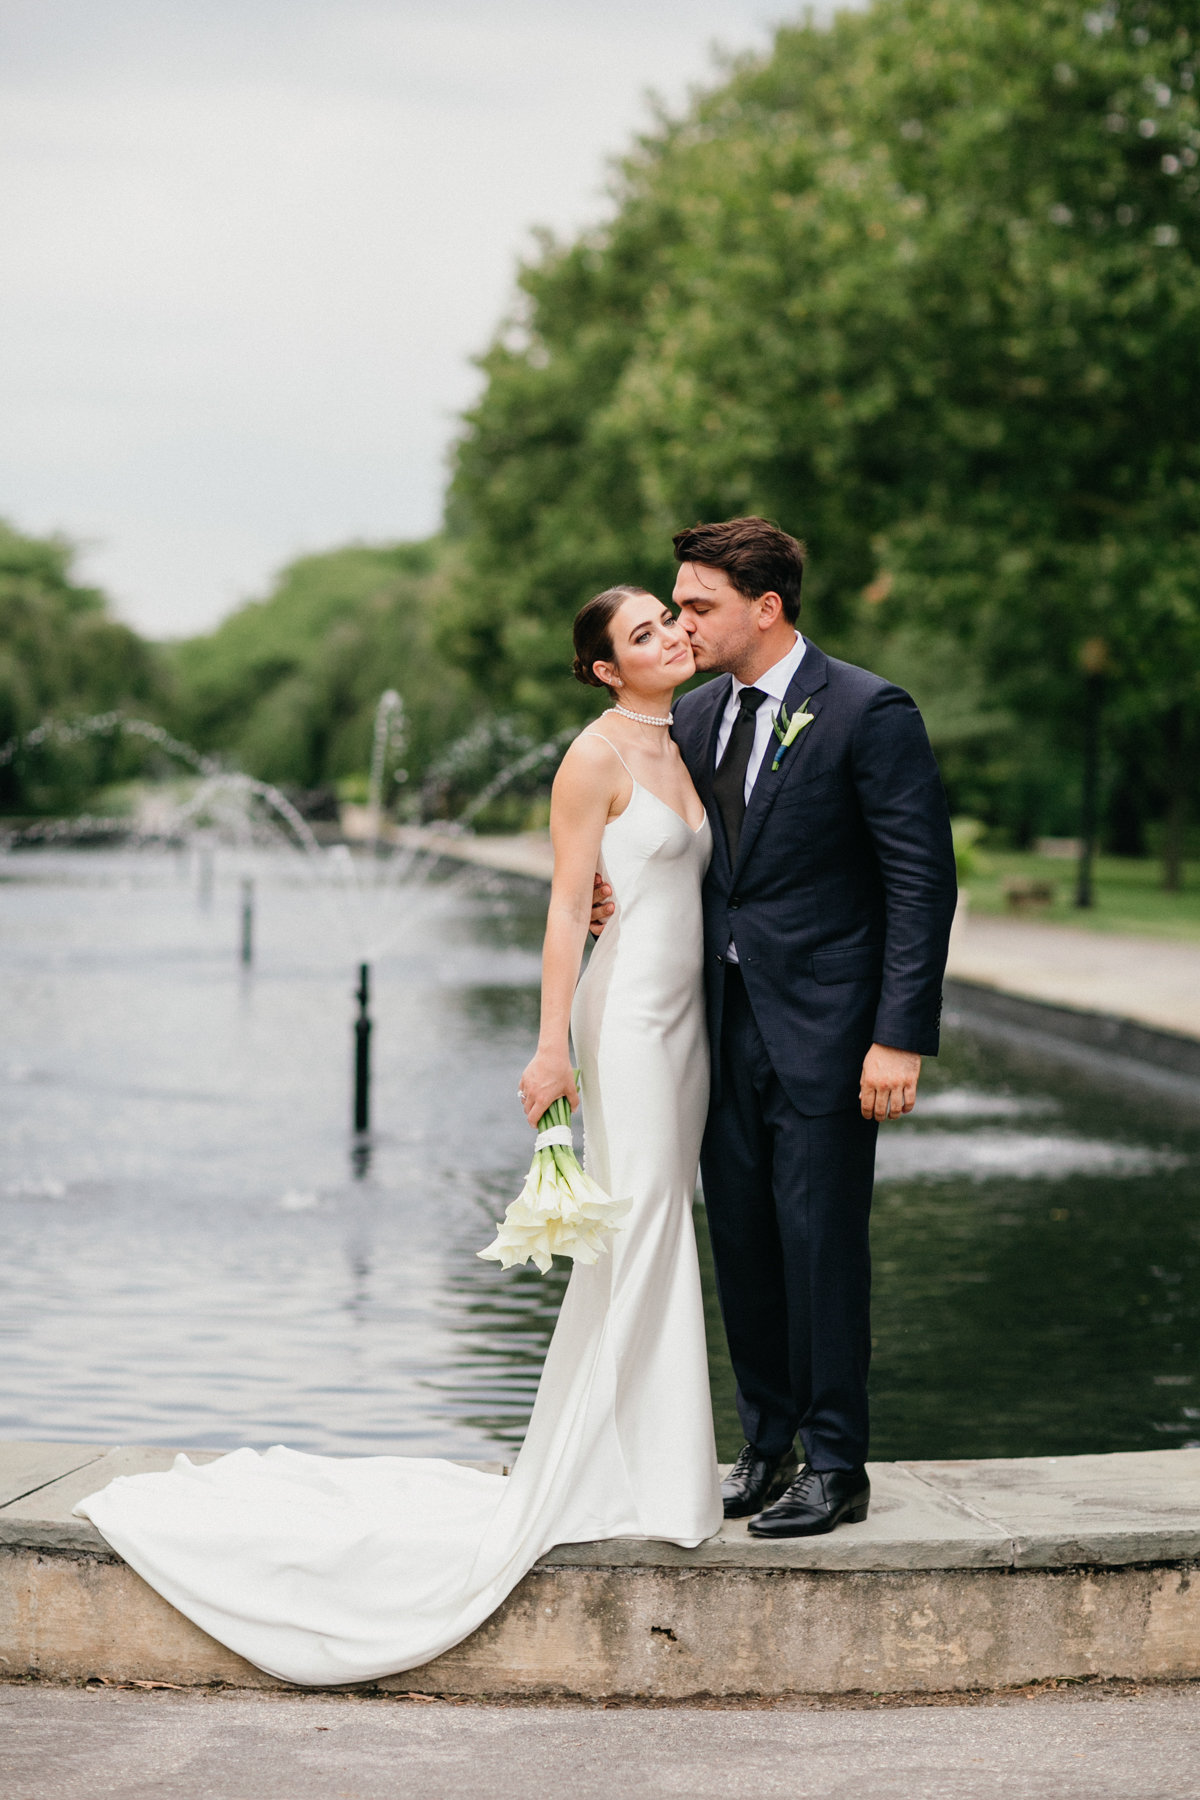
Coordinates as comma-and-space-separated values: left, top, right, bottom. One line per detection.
1, 850, 1196, 1462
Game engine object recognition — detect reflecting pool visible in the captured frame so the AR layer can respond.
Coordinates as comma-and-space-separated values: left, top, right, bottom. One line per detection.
1, 851, 1196, 1462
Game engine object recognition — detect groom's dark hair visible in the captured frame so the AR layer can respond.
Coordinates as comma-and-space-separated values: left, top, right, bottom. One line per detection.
672, 517, 805, 623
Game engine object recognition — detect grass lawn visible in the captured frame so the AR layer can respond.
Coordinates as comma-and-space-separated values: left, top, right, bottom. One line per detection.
964, 852, 1200, 942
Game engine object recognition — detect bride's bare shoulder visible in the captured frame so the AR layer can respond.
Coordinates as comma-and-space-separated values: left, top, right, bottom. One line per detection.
553, 731, 631, 821
558, 729, 628, 780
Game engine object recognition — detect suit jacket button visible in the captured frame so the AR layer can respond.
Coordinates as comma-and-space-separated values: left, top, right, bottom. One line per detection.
729, 897, 740, 910
715, 953, 724, 964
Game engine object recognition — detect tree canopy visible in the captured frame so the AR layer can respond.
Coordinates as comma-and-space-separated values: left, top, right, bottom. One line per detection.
167, 540, 468, 795
0, 521, 166, 815
6, 0, 1198, 856
446, 0, 1200, 852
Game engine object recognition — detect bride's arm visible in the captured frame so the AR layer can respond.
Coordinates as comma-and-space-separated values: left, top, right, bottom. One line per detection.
518, 737, 625, 1126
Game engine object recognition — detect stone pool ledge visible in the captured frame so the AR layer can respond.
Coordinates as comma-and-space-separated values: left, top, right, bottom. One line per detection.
1, 1443, 1197, 1698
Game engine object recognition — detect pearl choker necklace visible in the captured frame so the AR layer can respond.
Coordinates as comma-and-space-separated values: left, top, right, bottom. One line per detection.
612, 704, 673, 727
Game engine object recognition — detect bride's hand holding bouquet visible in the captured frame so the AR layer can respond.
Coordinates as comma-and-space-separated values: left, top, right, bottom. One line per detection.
517, 1049, 579, 1129
478, 1058, 629, 1276
480, 588, 692, 1278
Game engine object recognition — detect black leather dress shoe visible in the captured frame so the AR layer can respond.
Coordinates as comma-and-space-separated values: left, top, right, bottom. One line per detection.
746, 1464, 870, 1538
721, 1444, 800, 1519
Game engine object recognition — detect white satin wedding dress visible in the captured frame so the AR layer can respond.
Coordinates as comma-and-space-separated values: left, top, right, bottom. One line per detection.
76, 751, 722, 1686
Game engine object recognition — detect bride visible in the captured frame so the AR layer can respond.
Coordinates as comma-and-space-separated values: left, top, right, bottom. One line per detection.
75, 583, 723, 1687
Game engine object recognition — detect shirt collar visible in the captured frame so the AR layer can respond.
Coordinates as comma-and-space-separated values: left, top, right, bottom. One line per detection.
730, 633, 806, 709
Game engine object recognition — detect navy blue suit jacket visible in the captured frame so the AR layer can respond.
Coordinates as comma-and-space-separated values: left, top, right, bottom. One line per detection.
671, 641, 958, 1116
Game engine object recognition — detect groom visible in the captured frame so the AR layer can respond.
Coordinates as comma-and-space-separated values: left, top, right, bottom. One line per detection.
594, 517, 957, 1536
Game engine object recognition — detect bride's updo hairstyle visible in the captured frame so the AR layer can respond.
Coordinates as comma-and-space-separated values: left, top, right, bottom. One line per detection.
572, 585, 653, 692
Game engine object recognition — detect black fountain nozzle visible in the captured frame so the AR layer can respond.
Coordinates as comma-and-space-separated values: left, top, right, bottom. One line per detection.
240, 877, 254, 965
198, 845, 215, 908
353, 962, 372, 1138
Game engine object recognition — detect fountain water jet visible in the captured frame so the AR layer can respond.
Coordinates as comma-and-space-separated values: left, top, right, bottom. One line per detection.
454, 725, 580, 832
0, 699, 577, 1162
171, 772, 324, 859
0, 705, 475, 1160
0, 711, 220, 779
367, 690, 407, 851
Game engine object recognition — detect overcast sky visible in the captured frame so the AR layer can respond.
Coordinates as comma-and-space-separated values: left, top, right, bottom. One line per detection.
0, 0, 812, 638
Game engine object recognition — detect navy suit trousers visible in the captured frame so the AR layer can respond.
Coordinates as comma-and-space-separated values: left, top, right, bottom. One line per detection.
700, 966, 877, 1471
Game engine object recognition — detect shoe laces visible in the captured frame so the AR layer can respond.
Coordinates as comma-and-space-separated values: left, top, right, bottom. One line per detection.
789, 1463, 822, 1499
729, 1444, 760, 1479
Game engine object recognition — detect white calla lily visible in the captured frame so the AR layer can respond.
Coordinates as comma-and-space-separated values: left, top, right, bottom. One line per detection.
478, 1085, 631, 1275
771, 698, 816, 770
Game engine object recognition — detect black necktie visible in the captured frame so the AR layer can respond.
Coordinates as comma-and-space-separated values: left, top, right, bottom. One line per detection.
713, 687, 767, 865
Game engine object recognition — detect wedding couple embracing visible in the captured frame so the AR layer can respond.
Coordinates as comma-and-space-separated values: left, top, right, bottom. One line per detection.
78, 516, 958, 1688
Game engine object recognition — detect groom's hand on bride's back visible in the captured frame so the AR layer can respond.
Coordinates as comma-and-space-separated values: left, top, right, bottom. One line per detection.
589, 873, 614, 937
860, 1044, 921, 1121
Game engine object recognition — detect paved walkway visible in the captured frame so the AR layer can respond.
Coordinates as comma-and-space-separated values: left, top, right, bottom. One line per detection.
395, 824, 555, 882
946, 911, 1200, 1043
402, 827, 1200, 1045
5, 1683, 1198, 1800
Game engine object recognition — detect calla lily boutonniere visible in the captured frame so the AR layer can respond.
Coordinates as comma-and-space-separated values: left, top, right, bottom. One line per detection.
770, 697, 815, 771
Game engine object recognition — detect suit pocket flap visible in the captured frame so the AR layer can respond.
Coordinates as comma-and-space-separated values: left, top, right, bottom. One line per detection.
811, 946, 883, 984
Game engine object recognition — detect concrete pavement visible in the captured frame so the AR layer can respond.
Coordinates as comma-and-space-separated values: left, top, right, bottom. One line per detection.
394, 825, 555, 883
3, 1682, 1198, 1800
946, 912, 1200, 1044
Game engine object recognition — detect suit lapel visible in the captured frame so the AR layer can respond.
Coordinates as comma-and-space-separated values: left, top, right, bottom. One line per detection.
732, 644, 830, 881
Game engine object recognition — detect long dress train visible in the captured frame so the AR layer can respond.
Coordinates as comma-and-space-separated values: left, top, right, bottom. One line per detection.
75, 773, 722, 1685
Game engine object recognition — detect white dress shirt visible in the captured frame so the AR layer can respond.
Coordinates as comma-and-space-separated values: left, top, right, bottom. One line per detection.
714, 632, 806, 965
714, 632, 808, 804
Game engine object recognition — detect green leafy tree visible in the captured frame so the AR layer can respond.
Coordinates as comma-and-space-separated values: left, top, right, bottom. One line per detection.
168, 540, 469, 796
0, 521, 166, 814
447, 0, 1200, 872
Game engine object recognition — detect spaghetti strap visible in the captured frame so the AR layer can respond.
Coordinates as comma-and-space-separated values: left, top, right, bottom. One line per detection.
581, 729, 635, 780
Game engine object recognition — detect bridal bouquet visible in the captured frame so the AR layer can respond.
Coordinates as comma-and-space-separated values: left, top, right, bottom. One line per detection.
478, 1089, 630, 1275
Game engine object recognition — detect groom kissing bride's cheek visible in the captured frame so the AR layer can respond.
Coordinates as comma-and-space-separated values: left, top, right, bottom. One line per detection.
590, 516, 958, 1537
74, 515, 958, 1691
